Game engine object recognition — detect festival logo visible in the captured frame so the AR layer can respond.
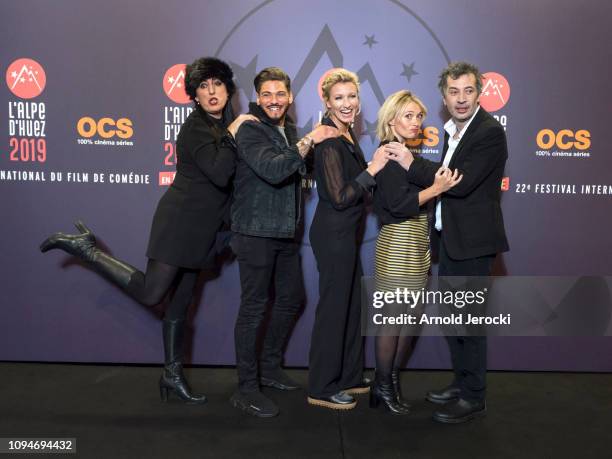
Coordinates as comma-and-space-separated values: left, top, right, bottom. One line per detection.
163, 64, 190, 104
159, 65, 193, 186
480, 72, 510, 112
5, 58, 46, 99
214, 0, 450, 243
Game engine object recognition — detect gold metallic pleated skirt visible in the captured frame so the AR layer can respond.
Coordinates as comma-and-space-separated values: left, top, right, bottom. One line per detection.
374, 213, 430, 292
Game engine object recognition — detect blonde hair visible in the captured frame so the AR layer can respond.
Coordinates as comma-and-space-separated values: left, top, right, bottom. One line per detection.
376, 90, 427, 142
321, 69, 360, 115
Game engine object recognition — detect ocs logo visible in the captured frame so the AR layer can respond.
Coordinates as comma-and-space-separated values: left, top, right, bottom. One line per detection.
536, 129, 591, 150
406, 127, 440, 147
479, 72, 510, 112
77, 117, 134, 139
163, 64, 190, 104
5, 58, 46, 99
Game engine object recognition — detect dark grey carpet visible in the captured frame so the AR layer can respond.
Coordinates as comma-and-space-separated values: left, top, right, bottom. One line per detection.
1, 364, 610, 458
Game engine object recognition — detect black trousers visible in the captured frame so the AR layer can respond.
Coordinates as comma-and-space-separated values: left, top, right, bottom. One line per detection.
308, 219, 364, 398
438, 237, 495, 402
232, 233, 304, 392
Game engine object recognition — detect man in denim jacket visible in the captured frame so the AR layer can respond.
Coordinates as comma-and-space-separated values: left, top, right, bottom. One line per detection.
230, 67, 336, 417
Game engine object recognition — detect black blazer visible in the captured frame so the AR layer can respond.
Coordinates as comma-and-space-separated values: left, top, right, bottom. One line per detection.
407, 107, 509, 260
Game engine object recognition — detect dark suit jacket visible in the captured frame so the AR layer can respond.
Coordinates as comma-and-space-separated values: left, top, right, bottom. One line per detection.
407, 107, 509, 260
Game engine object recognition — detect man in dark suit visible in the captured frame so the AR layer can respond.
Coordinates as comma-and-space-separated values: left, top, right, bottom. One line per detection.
385, 61, 509, 423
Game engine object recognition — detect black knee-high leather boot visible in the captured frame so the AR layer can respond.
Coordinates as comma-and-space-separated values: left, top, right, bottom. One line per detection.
40, 221, 136, 288
159, 319, 207, 404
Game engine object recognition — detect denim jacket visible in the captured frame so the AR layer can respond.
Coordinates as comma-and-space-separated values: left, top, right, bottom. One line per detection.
231, 103, 306, 238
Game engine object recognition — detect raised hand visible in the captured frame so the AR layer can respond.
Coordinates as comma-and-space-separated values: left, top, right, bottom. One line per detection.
228, 114, 259, 138
384, 142, 414, 170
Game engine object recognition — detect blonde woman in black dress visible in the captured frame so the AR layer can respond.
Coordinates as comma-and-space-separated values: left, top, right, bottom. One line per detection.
372, 90, 461, 414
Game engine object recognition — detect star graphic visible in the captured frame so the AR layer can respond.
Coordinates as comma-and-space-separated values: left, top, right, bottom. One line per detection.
400, 62, 418, 82
177, 82, 182, 88
11, 71, 17, 78
20, 77, 25, 83
362, 117, 378, 143
231, 55, 259, 101
168, 76, 175, 84
363, 35, 378, 49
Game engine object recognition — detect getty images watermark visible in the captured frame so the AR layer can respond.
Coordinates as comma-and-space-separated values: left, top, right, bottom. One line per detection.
361, 276, 612, 337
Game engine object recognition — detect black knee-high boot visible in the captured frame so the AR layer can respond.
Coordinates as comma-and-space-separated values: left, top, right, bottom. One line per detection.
40, 221, 136, 288
159, 319, 207, 404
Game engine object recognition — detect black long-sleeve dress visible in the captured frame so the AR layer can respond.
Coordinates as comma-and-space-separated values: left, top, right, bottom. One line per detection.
147, 106, 235, 269
308, 117, 375, 398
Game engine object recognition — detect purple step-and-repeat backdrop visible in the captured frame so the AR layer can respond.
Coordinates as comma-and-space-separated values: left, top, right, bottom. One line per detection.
2, 0, 611, 370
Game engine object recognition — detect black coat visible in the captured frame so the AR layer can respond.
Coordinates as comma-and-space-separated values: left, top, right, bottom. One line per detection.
407, 107, 509, 260
146, 106, 235, 269
231, 103, 305, 238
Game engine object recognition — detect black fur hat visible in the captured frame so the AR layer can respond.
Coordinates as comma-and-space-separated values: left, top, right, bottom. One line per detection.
184, 57, 236, 101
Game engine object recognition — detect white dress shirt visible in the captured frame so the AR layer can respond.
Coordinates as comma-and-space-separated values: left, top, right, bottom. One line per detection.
435, 105, 480, 231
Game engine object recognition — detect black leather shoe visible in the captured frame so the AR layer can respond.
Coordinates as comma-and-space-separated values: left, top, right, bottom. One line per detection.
230, 390, 279, 417
307, 391, 356, 410
426, 385, 461, 404
345, 377, 372, 395
433, 398, 486, 424
260, 369, 300, 391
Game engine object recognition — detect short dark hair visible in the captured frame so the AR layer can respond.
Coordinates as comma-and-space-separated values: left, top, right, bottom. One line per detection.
253, 67, 291, 93
184, 57, 236, 101
438, 61, 482, 95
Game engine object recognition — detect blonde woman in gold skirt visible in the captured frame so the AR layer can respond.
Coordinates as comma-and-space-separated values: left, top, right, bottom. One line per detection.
372, 90, 461, 414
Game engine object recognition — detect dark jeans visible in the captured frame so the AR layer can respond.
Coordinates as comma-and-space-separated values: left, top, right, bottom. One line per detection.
438, 237, 495, 403
232, 233, 304, 392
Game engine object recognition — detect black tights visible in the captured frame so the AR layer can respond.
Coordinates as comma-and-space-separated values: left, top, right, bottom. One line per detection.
375, 334, 417, 376
125, 259, 198, 320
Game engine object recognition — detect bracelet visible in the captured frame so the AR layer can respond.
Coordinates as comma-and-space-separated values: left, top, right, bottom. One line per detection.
298, 135, 314, 150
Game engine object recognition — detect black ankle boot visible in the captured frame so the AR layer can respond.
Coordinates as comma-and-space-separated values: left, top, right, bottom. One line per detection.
159, 319, 206, 404
370, 372, 410, 415
40, 221, 136, 288
391, 369, 411, 409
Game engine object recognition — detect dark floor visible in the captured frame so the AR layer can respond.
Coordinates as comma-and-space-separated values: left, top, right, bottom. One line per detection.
1, 363, 610, 458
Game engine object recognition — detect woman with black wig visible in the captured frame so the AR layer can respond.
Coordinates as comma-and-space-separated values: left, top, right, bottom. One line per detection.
40, 57, 255, 404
